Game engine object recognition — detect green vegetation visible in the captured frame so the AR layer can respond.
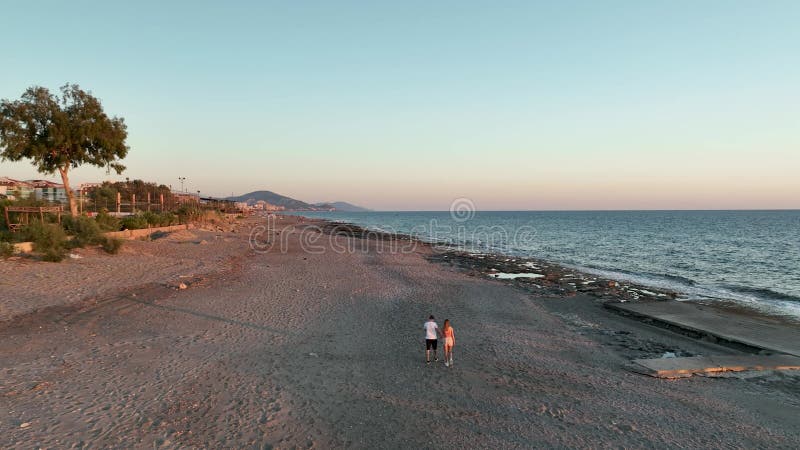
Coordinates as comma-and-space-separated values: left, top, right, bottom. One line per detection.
177, 205, 204, 223
119, 214, 149, 230
18, 217, 125, 261
23, 221, 68, 262
0, 84, 129, 216
62, 216, 105, 248
0, 198, 9, 231
101, 237, 124, 254
0, 241, 13, 258
95, 209, 120, 232
119, 211, 178, 230
140, 211, 177, 227
0, 188, 228, 262
85, 180, 176, 214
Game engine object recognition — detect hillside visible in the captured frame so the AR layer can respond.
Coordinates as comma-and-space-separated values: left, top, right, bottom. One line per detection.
227, 191, 370, 212
226, 190, 314, 210
315, 201, 371, 212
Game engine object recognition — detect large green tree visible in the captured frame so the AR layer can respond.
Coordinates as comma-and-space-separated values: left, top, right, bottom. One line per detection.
0, 84, 128, 216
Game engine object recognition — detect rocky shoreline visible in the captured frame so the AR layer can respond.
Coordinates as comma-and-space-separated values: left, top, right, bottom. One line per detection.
317, 220, 681, 303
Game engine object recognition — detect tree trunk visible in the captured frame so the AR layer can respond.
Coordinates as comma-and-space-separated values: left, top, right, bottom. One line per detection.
58, 166, 79, 216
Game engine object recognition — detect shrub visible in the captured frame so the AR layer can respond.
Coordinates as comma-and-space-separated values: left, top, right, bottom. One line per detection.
176, 205, 203, 223
120, 214, 149, 230
157, 212, 177, 227
62, 216, 104, 248
200, 209, 223, 223
137, 211, 176, 227
101, 237, 124, 254
0, 199, 10, 231
0, 241, 13, 258
139, 211, 158, 226
0, 229, 14, 244
23, 221, 68, 262
95, 208, 120, 232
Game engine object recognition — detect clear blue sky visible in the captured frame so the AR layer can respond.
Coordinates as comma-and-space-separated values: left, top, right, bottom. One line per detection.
2, 1, 798, 210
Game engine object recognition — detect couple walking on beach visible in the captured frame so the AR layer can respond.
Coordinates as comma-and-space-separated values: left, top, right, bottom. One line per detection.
424, 315, 455, 367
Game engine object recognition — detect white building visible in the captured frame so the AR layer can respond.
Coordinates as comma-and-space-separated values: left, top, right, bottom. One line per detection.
27, 179, 71, 204
0, 177, 35, 200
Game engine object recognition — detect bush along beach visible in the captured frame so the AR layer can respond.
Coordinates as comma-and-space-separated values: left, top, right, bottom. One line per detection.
23, 221, 69, 262
0, 203, 232, 262
0, 240, 14, 259
11, 216, 125, 262
120, 211, 178, 230
1, 205, 234, 262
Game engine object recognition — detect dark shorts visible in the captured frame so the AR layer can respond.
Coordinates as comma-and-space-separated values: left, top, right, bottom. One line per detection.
426, 339, 438, 350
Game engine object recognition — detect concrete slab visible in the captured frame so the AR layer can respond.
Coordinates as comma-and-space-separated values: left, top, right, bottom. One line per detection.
631, 354, 800, 378
606, 301, 800, 357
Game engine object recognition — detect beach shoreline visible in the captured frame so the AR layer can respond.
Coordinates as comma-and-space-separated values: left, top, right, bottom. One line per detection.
305, 215, 800, 328
290, 210, 800, 323
1, 215, 799, 447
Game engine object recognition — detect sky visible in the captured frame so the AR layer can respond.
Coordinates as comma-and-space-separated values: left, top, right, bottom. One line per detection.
1, 0, 798, 210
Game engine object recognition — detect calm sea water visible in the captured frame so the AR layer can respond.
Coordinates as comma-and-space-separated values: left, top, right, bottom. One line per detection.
290, 210, 800, 320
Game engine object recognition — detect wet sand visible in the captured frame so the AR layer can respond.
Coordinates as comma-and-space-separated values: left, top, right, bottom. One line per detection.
1, 216, 799, 448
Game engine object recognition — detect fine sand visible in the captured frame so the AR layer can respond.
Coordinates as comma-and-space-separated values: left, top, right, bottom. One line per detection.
1, 216, 799, 448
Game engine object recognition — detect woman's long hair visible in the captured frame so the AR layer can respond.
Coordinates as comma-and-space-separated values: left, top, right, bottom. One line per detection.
443, 319, 451, 331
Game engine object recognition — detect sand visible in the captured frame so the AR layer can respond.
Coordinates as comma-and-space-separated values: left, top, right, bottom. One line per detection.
1, 216, 799, 448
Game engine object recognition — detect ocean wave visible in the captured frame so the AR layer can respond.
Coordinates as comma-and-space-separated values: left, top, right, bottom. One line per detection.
720, 285, 800, 303
653, 273, 697, 286
577, 265, 697, 287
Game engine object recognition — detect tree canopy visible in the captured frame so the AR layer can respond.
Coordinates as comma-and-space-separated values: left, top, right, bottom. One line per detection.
0, 84, 129, 215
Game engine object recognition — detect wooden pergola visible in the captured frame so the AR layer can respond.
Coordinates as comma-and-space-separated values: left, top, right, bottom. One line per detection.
3, 206, 63, 232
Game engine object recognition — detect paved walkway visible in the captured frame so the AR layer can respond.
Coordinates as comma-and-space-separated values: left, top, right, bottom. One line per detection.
608, 301, 800, 357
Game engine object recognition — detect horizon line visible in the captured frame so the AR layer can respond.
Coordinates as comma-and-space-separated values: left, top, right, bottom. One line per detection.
291, 208, 800, 213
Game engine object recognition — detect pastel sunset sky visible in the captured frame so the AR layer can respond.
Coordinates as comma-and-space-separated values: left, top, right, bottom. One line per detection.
2, 1, 798, 210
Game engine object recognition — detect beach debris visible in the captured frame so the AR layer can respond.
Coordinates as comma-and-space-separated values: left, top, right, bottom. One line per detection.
20, 422, 31, 429
178, 283, 188, 290
491, 273, 545, 280
630, 354, 800, 379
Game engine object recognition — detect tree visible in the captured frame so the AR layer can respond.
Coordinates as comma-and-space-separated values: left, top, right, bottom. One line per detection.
0, 84, 128, 216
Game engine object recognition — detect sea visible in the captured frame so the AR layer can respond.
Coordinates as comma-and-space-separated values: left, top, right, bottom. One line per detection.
288, 210, 800, 321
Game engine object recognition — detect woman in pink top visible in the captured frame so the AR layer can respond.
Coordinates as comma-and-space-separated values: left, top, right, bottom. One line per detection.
442, 319, 455, 367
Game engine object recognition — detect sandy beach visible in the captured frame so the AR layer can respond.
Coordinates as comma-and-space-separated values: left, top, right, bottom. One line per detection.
1, 215, 799, 448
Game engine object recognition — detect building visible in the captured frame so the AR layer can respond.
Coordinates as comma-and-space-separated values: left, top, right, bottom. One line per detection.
78, 182, 103, 191
173, 191, 200, 204
254, 200, 285, 211
0, 177, 35, 200
27, 179, 71, 204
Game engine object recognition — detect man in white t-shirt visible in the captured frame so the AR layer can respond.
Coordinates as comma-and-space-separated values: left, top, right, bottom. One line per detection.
424, 315, 441, 364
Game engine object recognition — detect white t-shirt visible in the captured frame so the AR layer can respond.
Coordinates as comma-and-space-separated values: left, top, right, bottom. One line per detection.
424, 321, 439, 340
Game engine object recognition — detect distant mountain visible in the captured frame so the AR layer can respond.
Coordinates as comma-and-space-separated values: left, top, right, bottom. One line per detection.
315, 201, 371, 212
226, 191, 369, 212
227, 191, 369, 212
227, 190, 314, 210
